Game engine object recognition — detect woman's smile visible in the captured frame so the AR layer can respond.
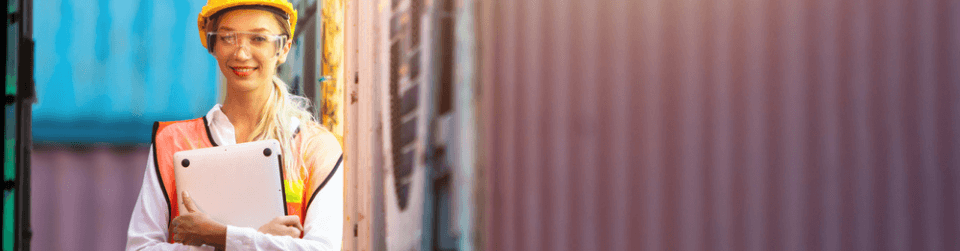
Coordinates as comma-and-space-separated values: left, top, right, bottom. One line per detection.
230, 66, 259, 77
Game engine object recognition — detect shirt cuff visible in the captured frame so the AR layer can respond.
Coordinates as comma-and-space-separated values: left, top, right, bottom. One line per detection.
225, 225, 259, 250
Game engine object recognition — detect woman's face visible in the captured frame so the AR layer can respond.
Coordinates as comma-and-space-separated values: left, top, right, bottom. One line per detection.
213, 9, 292, 93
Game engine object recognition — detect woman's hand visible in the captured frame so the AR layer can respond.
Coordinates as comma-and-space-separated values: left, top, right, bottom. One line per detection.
258, 215, 304, 238
171, 191, 227, 250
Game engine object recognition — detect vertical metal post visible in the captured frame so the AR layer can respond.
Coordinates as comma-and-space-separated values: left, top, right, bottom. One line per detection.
302, 1, 318, 116
343, 0, 386, 248
15, 0, 35, 249
452, 1, 479, 250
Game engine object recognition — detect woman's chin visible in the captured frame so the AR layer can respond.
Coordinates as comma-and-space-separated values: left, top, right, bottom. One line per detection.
226, 77, 269, 92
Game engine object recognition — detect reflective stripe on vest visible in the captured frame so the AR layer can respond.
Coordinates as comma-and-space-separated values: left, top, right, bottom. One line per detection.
152, 117, 340, 242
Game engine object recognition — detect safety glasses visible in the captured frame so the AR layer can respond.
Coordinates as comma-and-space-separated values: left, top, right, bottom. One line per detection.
207, 31, 287, 56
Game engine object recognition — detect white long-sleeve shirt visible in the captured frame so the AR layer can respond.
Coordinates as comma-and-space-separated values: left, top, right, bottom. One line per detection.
126, 104, 343, 250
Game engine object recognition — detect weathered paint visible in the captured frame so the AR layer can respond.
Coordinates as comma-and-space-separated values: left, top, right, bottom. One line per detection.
321, 0, 345, 146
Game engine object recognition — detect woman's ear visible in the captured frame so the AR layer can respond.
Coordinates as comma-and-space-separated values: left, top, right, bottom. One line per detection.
277, 39, 293, 65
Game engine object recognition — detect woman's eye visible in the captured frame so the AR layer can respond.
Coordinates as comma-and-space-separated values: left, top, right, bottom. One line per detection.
219, 35, 235, 42
253, 36, 269, 43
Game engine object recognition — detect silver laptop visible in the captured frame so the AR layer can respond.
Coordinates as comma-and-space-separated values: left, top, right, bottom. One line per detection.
173, 139, 286, 229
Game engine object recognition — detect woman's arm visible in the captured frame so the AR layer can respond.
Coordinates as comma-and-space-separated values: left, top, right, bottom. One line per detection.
126, 146, 215, 251
224, 162, 344, 250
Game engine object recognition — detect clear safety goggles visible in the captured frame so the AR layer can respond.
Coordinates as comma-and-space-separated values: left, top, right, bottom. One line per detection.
207, 31, 287, 56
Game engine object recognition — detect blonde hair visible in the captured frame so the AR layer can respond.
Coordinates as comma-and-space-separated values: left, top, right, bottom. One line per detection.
249, 76, 318, 180
209, 7, 315, 180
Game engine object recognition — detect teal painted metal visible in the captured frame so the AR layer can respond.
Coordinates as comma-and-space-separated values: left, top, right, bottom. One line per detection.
32, 0, 220, 144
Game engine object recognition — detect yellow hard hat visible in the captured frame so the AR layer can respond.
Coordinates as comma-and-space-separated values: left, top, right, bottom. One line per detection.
197, 0, 298, 52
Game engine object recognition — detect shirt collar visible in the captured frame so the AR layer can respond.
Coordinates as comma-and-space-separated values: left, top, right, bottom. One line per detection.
205, 104, 228, 128
203, 104, 300, 146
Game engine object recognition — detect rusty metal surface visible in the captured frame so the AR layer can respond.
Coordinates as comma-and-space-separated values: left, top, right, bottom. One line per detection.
479, 0, 960, 250
321, 0, 345, 145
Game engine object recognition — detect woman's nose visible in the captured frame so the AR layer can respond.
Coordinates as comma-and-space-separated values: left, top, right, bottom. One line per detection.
234, 44, 252, 59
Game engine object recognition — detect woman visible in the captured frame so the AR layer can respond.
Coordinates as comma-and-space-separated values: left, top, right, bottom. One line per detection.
126, 0, 343, 250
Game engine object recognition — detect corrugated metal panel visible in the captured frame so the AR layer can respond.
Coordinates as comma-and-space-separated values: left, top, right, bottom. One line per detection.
29, 146, 149, 251
479, 0, 960, 250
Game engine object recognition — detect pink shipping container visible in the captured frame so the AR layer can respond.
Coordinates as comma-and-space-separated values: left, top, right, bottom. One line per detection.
478, 0, 960, 250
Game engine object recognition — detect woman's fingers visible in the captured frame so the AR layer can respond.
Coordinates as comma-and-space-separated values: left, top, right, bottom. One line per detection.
287, 226, 302, 238
170, 217, 186, 243
170, 217, 182, 231
258, 215, 305, 238
170, 215, 204, 246
182, 191, 200, 213
278, 215, 303, 230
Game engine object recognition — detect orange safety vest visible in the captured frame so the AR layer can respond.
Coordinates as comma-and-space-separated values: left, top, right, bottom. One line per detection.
151, 117, 342, 242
